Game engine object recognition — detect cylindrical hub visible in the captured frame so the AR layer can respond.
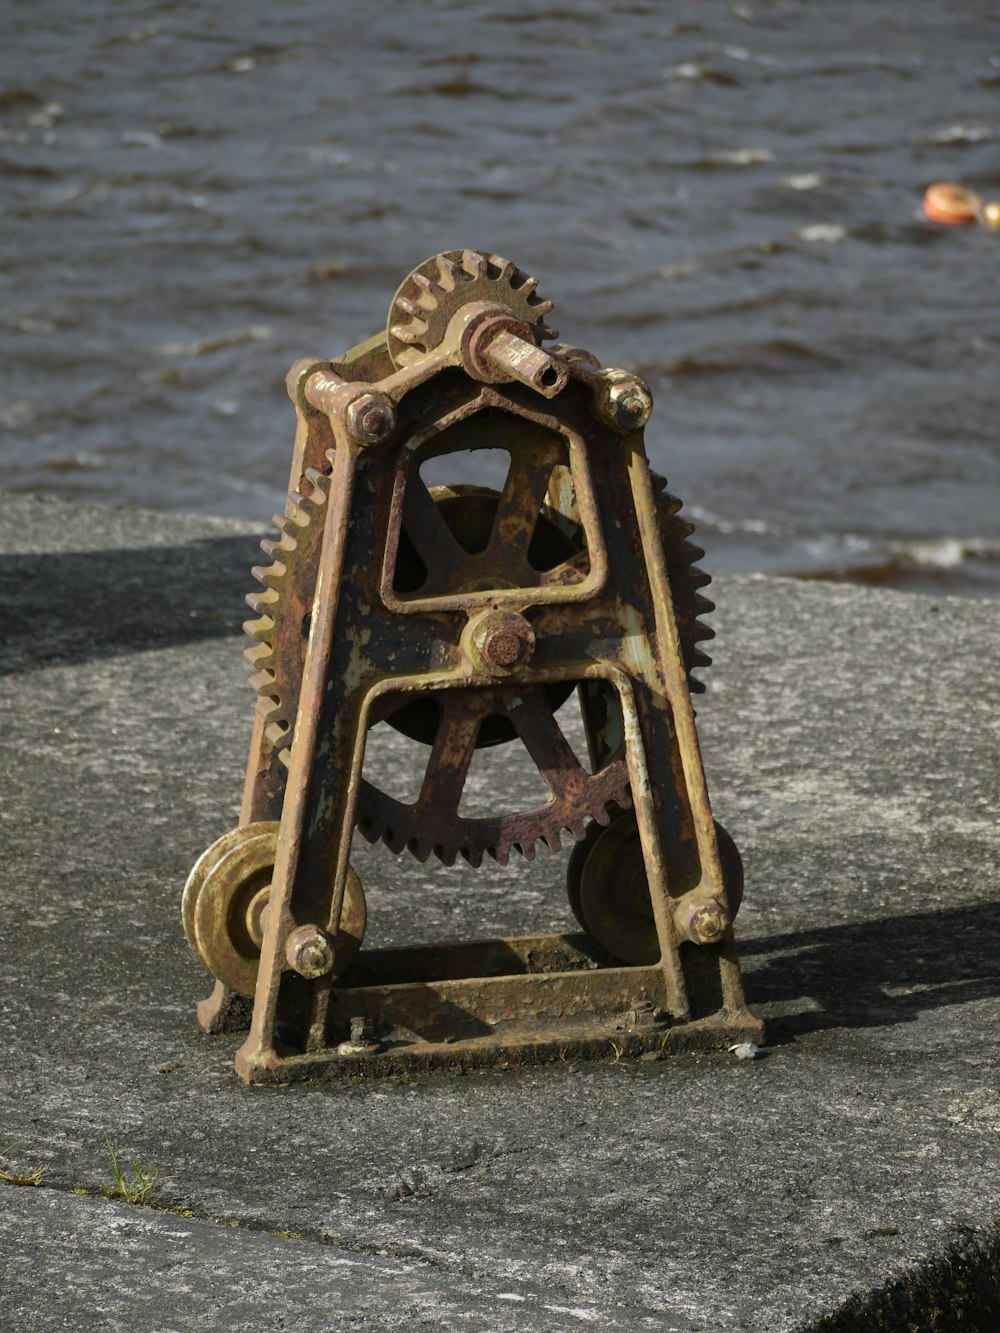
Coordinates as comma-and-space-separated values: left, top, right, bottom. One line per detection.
459, 306, 568, 398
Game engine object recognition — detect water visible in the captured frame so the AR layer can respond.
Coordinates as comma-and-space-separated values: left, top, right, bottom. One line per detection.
3, 0, 1000, 597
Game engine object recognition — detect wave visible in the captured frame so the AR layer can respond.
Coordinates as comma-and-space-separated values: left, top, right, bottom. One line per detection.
154, 325, 272, 358
795, 536, 1000, 582
642, 337, 843, 378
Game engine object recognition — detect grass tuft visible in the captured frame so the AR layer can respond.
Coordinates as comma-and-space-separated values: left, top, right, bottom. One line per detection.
105, 1136, 158, 1205
0, 1162, 46, 1187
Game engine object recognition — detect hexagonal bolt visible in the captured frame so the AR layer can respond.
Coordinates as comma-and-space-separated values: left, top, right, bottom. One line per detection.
284, 925, 336, 979
345, 391, 397, 445
601, 374, 653, 432
463, 610, 536, 677
678, 899, 729, 945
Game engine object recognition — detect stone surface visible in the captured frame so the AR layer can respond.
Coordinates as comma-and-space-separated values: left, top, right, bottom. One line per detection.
1, 492, 999, 1331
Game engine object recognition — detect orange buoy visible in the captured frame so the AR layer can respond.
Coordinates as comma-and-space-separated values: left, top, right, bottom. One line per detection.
923, 182, 982, 225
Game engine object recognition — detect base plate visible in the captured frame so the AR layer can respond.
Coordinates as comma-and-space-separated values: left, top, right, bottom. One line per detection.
204, 933, 765, 1085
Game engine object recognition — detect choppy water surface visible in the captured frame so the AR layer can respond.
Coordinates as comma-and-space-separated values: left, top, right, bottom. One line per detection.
3, 1, 1000, 596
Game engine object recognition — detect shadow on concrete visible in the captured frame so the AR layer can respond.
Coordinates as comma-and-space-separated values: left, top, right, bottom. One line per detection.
741, 901, 999, 1041
0, 536, 263, 671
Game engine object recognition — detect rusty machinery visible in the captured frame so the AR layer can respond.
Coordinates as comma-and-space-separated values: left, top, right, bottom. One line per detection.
182, 250, 764, 1084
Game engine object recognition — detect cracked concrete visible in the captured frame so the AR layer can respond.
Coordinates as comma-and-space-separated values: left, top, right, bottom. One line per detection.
1, 491, 999, 1331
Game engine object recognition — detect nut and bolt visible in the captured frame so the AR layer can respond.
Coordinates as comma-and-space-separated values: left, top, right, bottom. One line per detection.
284, 925, 335, 979
463, 610, 536, 677
346, 392, 396, 444
681, 899, 729, 945
335, 1014, 381, 1057
606, 379, 653, 432
481, 624, 532, 671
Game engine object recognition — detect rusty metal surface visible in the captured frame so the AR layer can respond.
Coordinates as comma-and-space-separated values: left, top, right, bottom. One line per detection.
181, 249, 764, 1083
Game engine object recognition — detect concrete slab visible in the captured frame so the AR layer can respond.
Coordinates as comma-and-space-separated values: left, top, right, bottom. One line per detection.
1, 492, 999, 1331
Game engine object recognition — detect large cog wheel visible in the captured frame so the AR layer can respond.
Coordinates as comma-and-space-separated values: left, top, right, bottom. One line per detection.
244, 466, 714, 867
387, 249, 557, 369
357, 686, 631, 868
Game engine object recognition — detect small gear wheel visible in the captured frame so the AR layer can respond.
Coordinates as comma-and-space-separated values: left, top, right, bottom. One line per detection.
387, 249, 557, 368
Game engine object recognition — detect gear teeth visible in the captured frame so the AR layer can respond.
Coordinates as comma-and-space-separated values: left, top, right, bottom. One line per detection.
542, 830, 563, 854
689, 649, 713, 670
284, 496, 313, 524
657, 490, 683, 520
464, 249, 489, 278
252, 560, 287, 588
264, 721, 291, 750
247, 664, 277, 692
515, 273, 538, 297
356, 814, 379, 846
693, 593, 715, 616
539, 322, 558, 341
245, 469, 332, 759
252, 556, 288, 583
436, 253, 466, 286
244, 643, 274, 676
260, 538, 291, 562
460, 845, 484, 869
395, 296, 426, 319
253, 694, 283, 727
382, 827, 408, 856
495, 256, 517, 282
389, 322, 426, 347
406, 837, 433, 864
243, 614, 274, 644
413, 271, 445, 299
246, 588, 279, 615
243, 643, 273, 675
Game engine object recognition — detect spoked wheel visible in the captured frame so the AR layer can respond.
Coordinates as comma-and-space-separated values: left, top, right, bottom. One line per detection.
181, 822, 367, 996
566, 813, 743, 965
245, 451, 715, 870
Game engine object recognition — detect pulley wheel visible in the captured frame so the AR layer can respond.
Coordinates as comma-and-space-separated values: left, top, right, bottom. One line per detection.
181, 822, 366, 997
570, 813, 743, 965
